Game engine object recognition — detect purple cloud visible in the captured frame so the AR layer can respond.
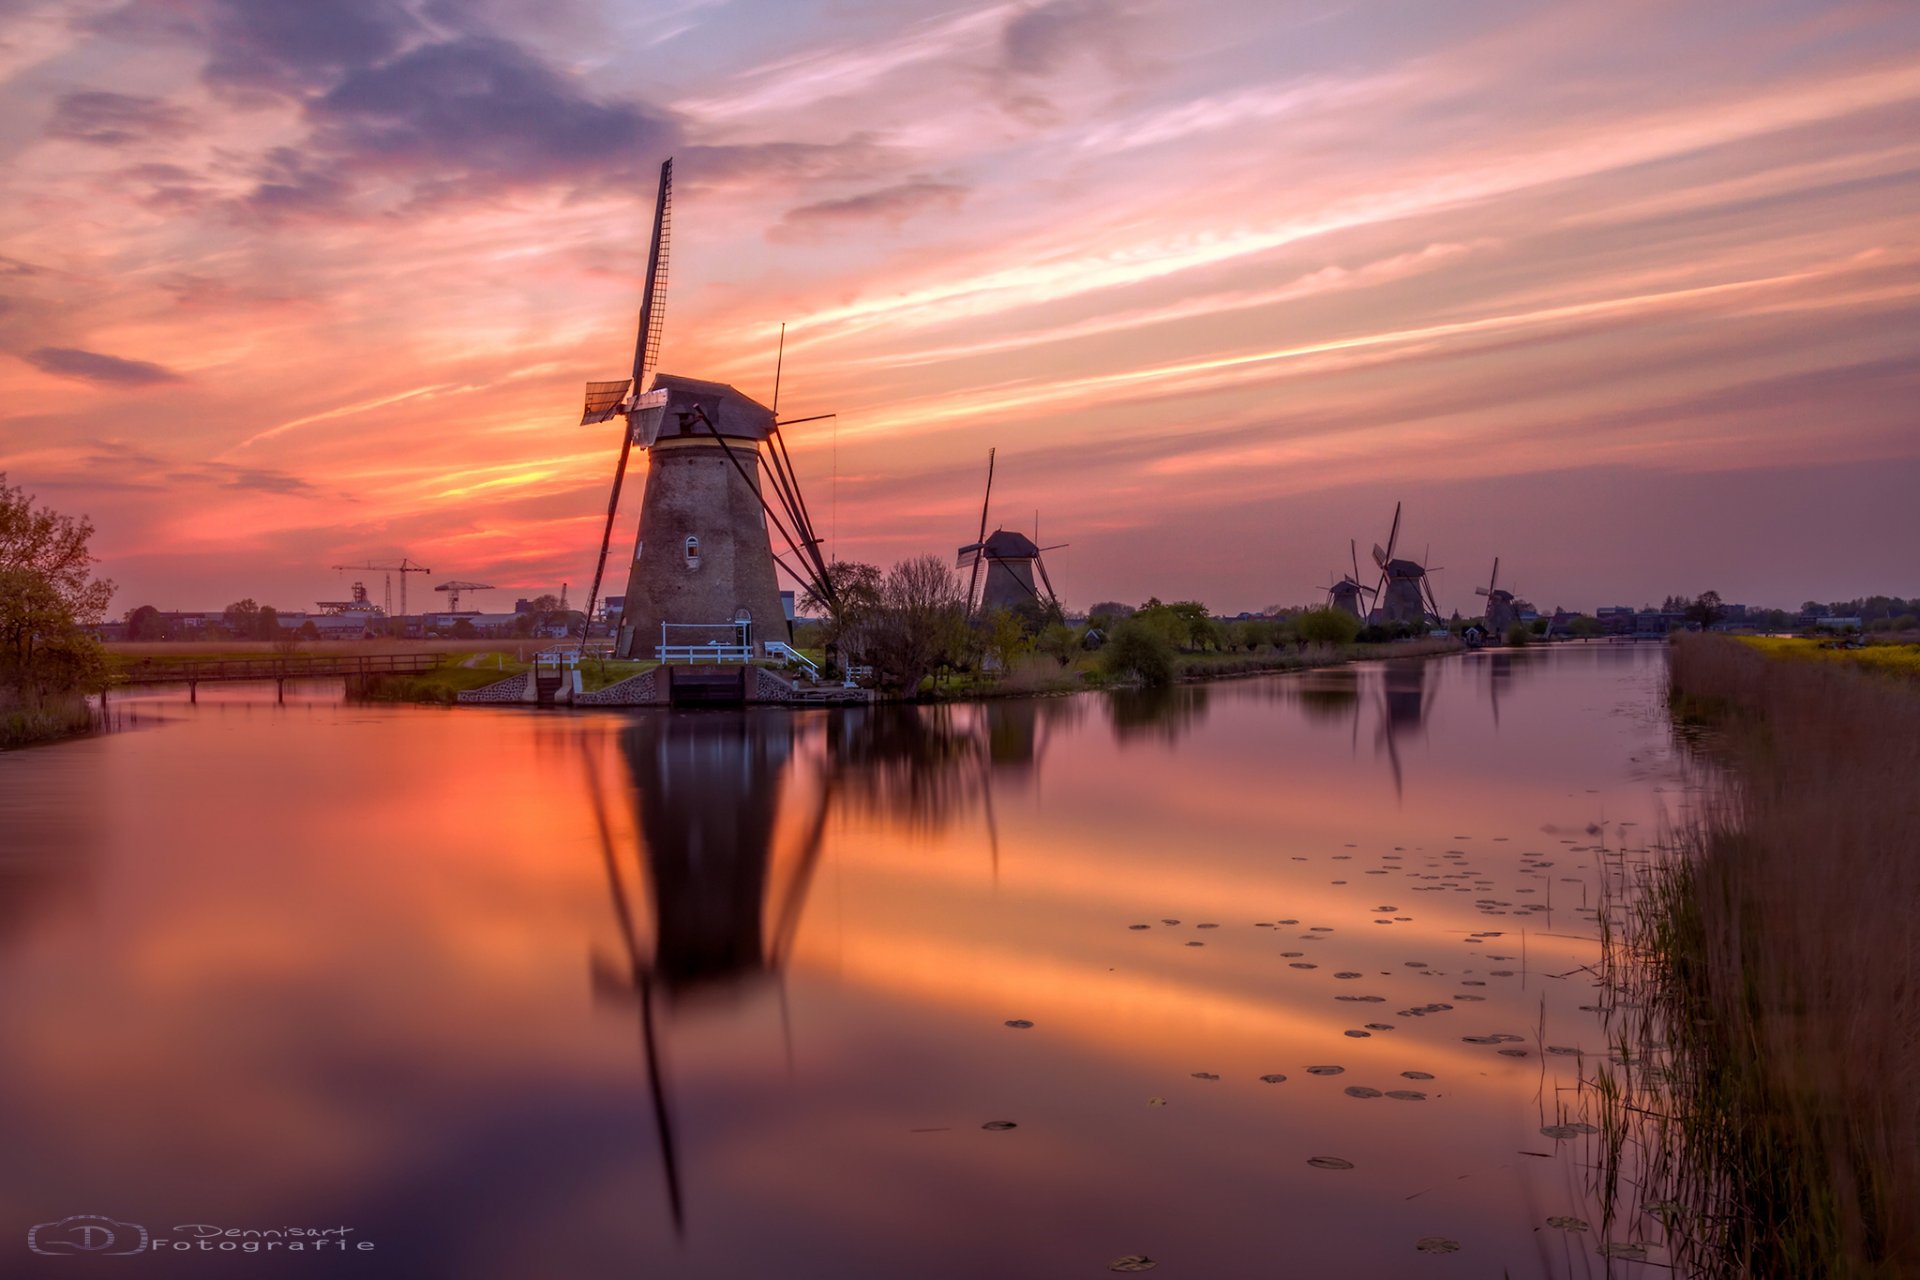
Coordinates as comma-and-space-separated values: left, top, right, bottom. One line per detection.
23, 347, 185, 387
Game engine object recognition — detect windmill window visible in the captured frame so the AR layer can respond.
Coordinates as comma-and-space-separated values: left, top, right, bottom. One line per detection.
684, 535, 700, 568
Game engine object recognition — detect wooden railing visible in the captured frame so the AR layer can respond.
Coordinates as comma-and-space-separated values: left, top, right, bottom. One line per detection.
113, 653, 446, 685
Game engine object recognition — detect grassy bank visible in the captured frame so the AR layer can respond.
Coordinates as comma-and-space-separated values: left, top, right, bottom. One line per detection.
1604, 633, 1919, 1276
0, 693, 95, 750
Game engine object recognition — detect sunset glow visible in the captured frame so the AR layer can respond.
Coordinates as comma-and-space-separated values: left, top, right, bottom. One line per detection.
3, 0, 1916, 612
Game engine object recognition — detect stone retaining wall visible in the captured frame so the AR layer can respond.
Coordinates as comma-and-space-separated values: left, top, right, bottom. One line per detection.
456, 672, 532, 703
576, 670, 661, 705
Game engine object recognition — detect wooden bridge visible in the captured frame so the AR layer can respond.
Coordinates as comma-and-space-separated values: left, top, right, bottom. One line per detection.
110, 652, 445, 702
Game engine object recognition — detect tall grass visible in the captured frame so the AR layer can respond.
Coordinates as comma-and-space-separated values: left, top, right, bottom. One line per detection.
1602, 634, 1920, 1276
0, 692, 94, 749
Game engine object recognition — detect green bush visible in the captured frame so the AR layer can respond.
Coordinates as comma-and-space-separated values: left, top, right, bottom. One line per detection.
1505, 622, 1532, 646
1100, 617, 1176, 687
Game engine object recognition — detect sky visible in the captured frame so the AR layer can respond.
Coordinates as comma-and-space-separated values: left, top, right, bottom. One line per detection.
1, 0, 1917, 617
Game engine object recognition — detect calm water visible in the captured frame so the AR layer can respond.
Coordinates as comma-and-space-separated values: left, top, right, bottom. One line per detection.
1, 647, 1677, 1277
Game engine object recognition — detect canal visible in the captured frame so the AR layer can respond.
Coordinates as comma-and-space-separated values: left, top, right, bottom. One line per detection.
0, 646, 1676, 1276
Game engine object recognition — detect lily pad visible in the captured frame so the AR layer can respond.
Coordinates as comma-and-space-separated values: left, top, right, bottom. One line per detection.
1415, 1237, 1460, 1254
981, 1120, 1017, 1131
1190, 1071, 1220, 1081
1401, 1070, 1435, 1080
1306, 1156, 1354, 1170
1546, 1216, 1589, 1232
1108, 1256, 1158, 1273
1306, 1065, 1345, 1076
1258, 1073, 1288, 1084
1385, 1090, 1427, 1101
1344, 1086, 1382, 1098
1004, 1019, 1033, 1029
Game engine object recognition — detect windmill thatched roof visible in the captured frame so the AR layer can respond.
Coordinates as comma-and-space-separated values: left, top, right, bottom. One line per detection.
651, 373, 775, 441
958, 529, 1040, 560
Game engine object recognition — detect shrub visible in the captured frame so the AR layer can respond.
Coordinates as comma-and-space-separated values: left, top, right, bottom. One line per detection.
1505, 622, 1532, 646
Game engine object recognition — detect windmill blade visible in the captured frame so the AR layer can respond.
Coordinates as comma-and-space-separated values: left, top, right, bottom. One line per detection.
1487, 556, 1500, 596
1035, 555, 1059, 607
966, 449, 995, 614
1475, 586, 1491, 597
1383, 502, 1402, 564
1372, 543, 1389, 569
630, 158, 673, 392
581, 379, 633, 425
578, 158, 673, 658
1351, 538, 1364, 589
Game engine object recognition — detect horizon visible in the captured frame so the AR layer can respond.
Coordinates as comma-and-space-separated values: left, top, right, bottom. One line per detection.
3, 0, 1918, 617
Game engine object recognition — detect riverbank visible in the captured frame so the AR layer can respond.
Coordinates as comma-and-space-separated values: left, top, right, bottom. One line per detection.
1607, 634, 1918, 1276
932, 635, 1463, 700
0, 692, 94, 750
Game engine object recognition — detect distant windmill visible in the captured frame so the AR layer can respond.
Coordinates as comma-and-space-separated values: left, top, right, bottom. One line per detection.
956, 451, 1065, 615
1323, 539, 1377, 618
1369, 503, 1442, 627
435, 580, 494, 613
1474, 558, 1519, 636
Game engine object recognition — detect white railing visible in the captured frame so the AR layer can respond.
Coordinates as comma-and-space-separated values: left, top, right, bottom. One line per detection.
656, 642, 753, 664
764, 641, 819, 679
844, 662, 873, 688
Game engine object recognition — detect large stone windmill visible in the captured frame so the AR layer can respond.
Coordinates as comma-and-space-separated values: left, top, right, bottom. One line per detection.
1368, 502, 1442, 627
956, 449, 1065, 615
576, 158, 836, 662
1475, 558, 1518, 635
1323, 539, 1377, 618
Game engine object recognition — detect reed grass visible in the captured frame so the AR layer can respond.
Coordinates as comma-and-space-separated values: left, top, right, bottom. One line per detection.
1598, 633, 1920, 1277
0, 692, 95, 749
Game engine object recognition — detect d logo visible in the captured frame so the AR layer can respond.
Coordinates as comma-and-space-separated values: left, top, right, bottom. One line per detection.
28, 1215, 150, 1256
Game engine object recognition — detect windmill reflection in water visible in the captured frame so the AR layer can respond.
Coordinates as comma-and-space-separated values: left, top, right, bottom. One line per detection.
576, 701, 1074, 1233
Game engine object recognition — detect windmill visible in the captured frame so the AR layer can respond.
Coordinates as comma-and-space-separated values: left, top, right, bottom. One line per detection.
1323, 539, 1377, 618
1474, 557, 1518, 636
956, 451, 1066, 615
1368, 503, 1442, 627
577, 157, 837, 661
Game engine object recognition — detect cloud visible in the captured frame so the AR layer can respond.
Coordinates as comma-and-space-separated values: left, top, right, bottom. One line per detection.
1001, 0, 1126, 77
200, 0, 416, 98
44, 91, 196, 147
772, 180, 967, 240
167, 462, 316, 493
223, 32, 678, 218
21, 347, 185, 386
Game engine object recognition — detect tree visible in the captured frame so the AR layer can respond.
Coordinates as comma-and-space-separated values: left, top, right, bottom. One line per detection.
1101, 616, 1175, 687
804, 560, 884, 658
1036, 622, 1079, 667
1295, 607, 1361, 646
0, 475, 114, 703
979, 607, 1029, 672
849, 555, 966, 697
125, 604, 166, 640
223, 598, 261, 638
1686, 591, 1724, 630
256, 605, 279, 639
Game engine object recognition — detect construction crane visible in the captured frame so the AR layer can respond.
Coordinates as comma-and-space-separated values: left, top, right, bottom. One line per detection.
435, 580, 495, 613
330, 558, 431, 616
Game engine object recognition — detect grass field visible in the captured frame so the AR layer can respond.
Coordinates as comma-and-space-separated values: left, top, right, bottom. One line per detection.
1738, 634, 1920, 677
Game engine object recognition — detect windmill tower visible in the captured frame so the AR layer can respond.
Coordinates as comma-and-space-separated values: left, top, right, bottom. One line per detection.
576, 158, 834, 662
1368, 502, 1442, 627
1323, 539, 1377, 619
956, 451, 1065, 615
1475, 558, 1518, 635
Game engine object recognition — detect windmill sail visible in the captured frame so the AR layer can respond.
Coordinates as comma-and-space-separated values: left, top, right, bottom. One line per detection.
581, 379, 633, 425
